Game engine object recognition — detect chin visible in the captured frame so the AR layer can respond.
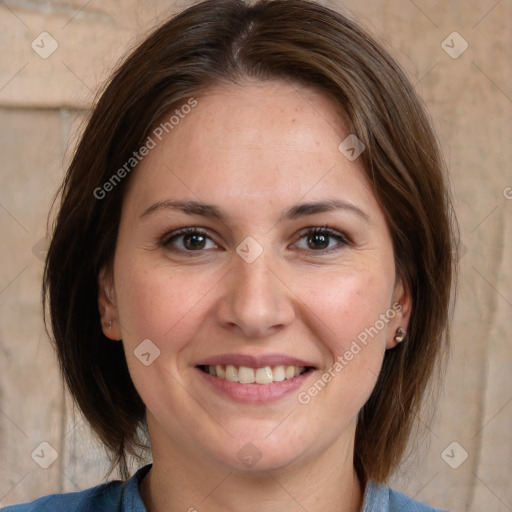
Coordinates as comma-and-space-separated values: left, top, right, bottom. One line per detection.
197, 426, 316, 474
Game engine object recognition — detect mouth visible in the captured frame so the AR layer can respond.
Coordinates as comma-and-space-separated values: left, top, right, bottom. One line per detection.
197, 364, 314, 385
193, 353, 317, 403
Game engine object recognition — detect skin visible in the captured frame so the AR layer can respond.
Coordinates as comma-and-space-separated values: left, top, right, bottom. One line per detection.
99, 80, 411, 512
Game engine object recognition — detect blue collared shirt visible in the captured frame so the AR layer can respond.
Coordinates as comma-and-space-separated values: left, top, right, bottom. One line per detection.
1, 465, 448, 511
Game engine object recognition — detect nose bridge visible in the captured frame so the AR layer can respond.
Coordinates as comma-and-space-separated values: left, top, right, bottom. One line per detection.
237, 252, 273, 300
218, 248, 294, 337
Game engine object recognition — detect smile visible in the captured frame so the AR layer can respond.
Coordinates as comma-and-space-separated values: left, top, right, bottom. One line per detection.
198, 364, 310, 384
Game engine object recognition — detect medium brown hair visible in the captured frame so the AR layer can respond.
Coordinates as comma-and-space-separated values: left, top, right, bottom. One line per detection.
44, 0, 458, 482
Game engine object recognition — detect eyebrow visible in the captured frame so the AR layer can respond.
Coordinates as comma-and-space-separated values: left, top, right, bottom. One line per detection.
140, 200, 226, 220
140, 199, 369, 223
279, 199, 369, 223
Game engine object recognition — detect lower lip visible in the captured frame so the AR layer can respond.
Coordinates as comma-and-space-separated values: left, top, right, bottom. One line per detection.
196, 367, 314, 403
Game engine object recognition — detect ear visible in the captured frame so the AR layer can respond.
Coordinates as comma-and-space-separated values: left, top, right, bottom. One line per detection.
386, 276, 412, 349
98, 266, 122, 341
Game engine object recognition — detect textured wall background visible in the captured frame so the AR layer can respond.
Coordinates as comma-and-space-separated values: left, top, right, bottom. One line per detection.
0, 1, 511, 511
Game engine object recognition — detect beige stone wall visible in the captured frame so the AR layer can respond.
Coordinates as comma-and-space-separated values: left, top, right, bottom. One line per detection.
0, 1, 510, 510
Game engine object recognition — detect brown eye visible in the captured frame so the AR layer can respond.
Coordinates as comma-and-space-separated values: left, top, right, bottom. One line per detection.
307, 232, 330, 250
294, 227, 349, 253
183, 233, 207, 250
162, 228, 218, 252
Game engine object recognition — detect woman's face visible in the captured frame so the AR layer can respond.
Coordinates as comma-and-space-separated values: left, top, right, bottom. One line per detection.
100, 81, 410, 472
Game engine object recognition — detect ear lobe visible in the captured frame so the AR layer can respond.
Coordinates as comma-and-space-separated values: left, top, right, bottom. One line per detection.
98, 267, 122, 340
386, 277, 413, 349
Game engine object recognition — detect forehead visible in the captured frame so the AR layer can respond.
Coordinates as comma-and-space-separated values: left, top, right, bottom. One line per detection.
180, 81, 351, 162
123, 80, 376, 218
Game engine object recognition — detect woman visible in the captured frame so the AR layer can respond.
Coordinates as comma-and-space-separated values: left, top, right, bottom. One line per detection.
2, 0, 457, 510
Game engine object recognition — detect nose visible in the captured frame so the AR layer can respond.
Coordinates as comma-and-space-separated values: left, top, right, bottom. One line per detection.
215, 252, 296, 338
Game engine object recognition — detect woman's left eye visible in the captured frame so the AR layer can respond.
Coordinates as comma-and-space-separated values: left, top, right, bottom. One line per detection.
293, 227, 349, 252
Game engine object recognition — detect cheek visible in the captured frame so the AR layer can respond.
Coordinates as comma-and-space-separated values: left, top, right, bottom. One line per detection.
304, 264, 395, 402
291, 265, 395, 411
113, 260, 213, 347
112, 262, 214, 409
292, 272, 391, 429
299, 266, 394, 349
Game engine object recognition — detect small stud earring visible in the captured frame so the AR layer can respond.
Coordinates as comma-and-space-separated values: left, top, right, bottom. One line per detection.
394, 327, 406, 343
106, 321, 112, 329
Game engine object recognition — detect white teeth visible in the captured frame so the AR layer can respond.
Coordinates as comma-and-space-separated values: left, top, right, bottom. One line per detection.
255, 366, 273, 384
285, 365, 296, 379
225, 364, 238, 382
238, 366, 255, 384
204, 364, 307, 384
215, 365, 226, 379
272, 365, 285, 381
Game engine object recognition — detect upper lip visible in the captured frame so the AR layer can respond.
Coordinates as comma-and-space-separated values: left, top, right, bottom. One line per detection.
195, 353, 316, 368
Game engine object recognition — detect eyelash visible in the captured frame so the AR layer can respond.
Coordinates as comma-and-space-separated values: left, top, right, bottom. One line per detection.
160, 226, 351, 255
161, 227, 215, 254
295, 226, 351, 253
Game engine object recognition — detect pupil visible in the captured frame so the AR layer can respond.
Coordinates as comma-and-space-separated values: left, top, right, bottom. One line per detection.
309, 233, 328, 249
185, 234, 205, 250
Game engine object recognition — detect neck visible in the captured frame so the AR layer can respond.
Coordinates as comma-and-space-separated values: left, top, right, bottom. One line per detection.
140, 423, 363, 512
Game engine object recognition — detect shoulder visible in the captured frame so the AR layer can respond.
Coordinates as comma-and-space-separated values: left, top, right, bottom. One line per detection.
1, 465, 151, 512
0, 482, 124, 512
363, 481, 450, 512
387, 487, 449, 512
0, 483, 120, 512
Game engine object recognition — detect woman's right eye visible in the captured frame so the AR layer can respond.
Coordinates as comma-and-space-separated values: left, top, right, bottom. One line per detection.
161, 228, 219, 252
